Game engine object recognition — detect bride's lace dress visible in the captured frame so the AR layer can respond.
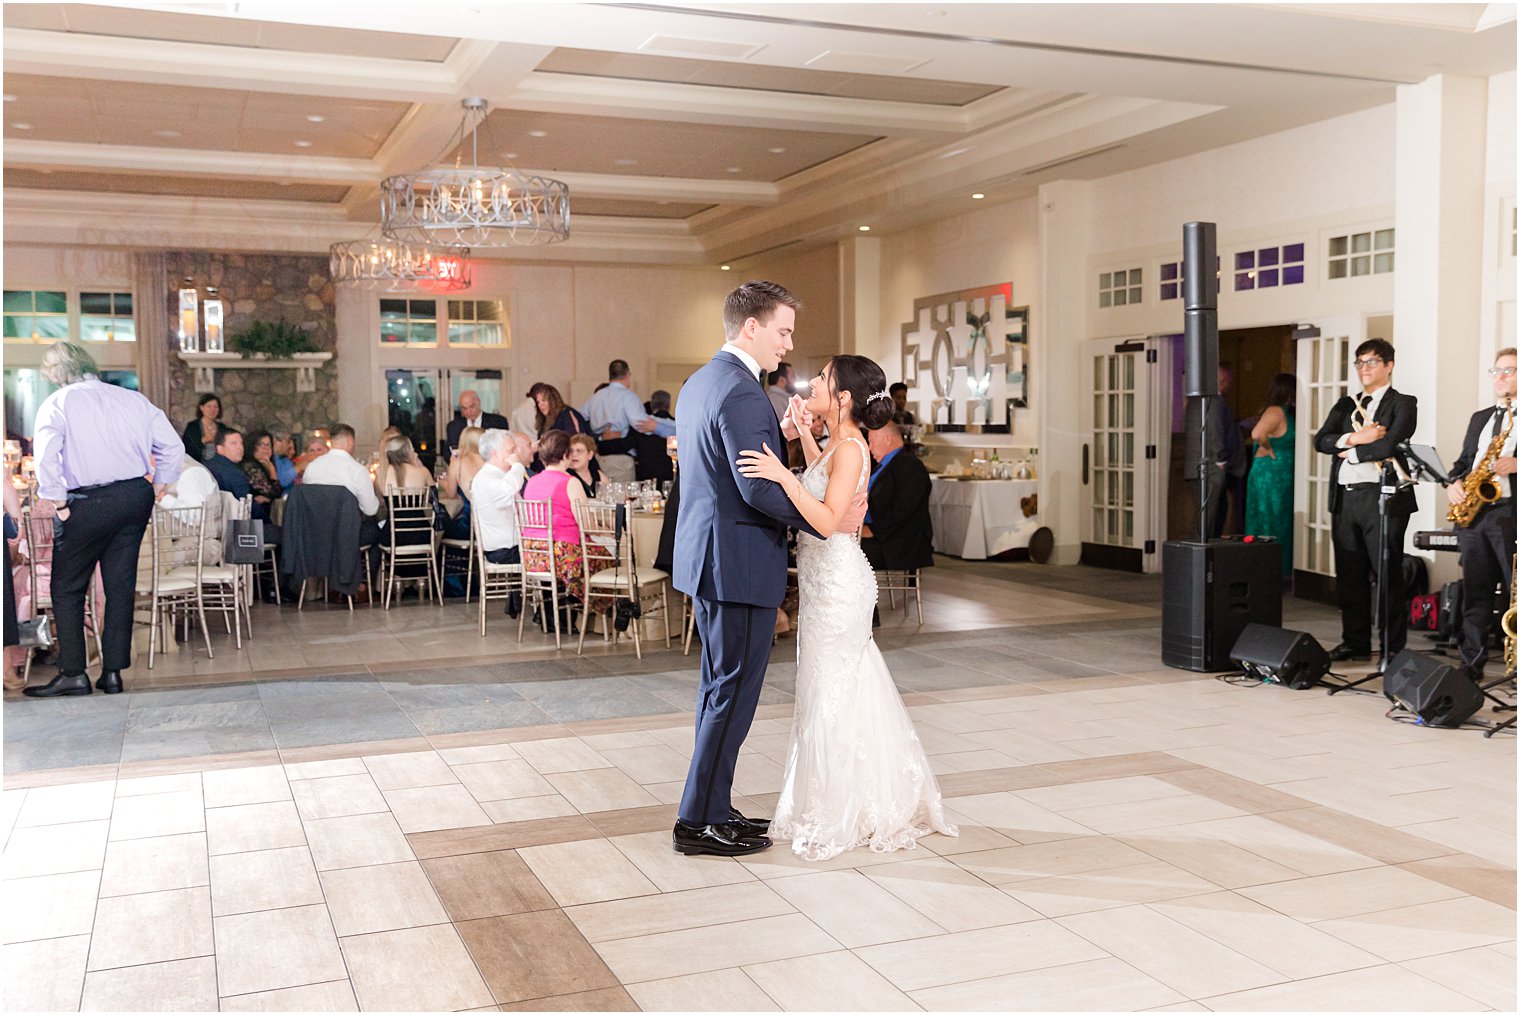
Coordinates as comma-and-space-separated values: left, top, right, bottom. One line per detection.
771, 436, 957, 861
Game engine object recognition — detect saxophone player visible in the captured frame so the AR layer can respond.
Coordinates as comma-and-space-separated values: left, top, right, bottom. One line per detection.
1446, 347, 1517, 678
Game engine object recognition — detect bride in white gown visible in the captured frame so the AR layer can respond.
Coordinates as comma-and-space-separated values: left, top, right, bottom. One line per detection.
738, 355, 957, 861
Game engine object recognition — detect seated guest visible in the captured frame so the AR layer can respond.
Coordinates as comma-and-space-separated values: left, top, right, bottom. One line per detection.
890, 383, 916, 426
374, 433, 433, 496
441, 425, 484, 542
243, 431, 282, 518
646, 389, 674, 419
475, 431, 530, 615
528, 382, 591, 439
270, 430, 298, 491
205, 429, 252, 503
566, 433, 602, 498
293, 434, 328, 478
158, 454, 220, 510
182, 393, 232, 463
520, 430, 613, 609
302, 423, 381, 549
443, 389, 508, 463
860, 422, 934, 625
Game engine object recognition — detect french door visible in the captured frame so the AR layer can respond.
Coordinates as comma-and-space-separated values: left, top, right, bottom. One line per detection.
1294, 315, 1361, 579
1081, 336, 1171, 573
385, 367, 509, 469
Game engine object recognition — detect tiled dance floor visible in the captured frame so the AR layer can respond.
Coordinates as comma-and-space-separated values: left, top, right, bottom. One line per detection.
2, 562, 1514, 1011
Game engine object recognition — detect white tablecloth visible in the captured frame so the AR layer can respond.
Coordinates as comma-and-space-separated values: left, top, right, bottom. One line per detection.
928, 477, 1041, 560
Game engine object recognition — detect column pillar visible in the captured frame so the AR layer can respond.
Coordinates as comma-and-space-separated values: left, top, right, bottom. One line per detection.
132, 251, 172, 409
838, 236, 881, 358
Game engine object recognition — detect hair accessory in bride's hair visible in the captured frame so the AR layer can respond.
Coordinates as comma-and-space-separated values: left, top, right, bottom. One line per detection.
867, 390, 891, 404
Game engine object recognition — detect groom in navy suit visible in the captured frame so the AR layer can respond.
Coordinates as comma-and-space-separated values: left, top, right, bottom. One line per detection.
672, 281, 864, 856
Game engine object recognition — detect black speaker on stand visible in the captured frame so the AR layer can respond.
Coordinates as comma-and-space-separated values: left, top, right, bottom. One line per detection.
1162, 540, 1284, 672
1383, 650, 1485, 727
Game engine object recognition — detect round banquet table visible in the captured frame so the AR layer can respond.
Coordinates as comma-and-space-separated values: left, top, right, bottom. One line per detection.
928, 477, 1042, 560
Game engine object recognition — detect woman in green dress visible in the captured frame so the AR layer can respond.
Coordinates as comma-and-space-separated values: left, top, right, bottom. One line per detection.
1246, 373, 1296, 575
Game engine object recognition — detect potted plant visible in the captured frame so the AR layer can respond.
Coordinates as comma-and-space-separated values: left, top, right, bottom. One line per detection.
230, 320, 321, 359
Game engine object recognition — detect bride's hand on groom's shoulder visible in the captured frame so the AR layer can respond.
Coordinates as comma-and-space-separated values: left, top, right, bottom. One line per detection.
737, 443, 790, 484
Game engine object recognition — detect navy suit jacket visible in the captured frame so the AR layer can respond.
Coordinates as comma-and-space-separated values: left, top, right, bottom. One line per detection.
673, 350, 820, 608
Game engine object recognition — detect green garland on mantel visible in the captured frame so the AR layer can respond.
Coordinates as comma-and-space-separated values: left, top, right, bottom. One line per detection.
229, 320, 321, 359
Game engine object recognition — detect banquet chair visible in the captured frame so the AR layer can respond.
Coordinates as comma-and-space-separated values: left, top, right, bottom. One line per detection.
172, 492, 248, 649
876, 568, 925, 624
380, 487, 442, 608
513, 498, 562, 651
471, 509, 523, 637
575, 501, 670, 659
18, 503, 104, 684
140, 504, 214, 666
440, 523, 475, 603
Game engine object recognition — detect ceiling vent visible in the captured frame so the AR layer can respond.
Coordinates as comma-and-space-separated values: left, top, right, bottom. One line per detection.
804, 50, 929, 74
637, 35, 766, 59
1017, 143, 1127, 177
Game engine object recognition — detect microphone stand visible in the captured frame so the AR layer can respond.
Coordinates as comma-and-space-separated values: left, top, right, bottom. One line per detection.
1328, 458, 1403, 694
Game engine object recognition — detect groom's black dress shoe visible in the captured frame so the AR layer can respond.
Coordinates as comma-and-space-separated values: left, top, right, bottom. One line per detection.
23, 673, 92, 698
728, 808, 770, 835
1327, 643, 1371, 662
95, 670, 124, 695
672, 820, 771, 857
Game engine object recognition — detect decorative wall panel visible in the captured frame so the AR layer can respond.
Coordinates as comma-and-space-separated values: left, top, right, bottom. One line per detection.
900, 282, 1028, 433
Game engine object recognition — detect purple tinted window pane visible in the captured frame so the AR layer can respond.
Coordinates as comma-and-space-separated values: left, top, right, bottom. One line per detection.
1235, 273, 1254, 291
1235, 251, 1254, 270
1259, 269, 1280, 287
1283, 264, 1304, 285
1160, 262, 1178, 281
1258, 247, 1280, 267
1284, 242, 1305, 263
1160, 283, 1178, 300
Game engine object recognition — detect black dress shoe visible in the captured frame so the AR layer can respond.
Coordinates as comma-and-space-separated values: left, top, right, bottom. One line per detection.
728, 808, 770, 835
1327, 643, 1372, 662
672, 820, 771, 857
95, 671, 124, 695
22, 673, 92, 698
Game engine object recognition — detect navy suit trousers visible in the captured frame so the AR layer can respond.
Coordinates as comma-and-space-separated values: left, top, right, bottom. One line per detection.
678, 596, 776, 826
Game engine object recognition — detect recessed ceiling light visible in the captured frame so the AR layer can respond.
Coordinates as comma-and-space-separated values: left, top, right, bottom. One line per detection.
858, 225, 871, 232
725, 166, 741, 173
294, 140, 313, 148
614, 158, 638, 166
153, 129, 181, 139
941, 147, 971, 159
528, 129, 547, 138
720, 265, 731, 270
12, 123, 31, 130
502, 151, 519, 160
927, 9, 947, 15
305, 114, 326, 123
768, 147, 786, 154
2, 95, 15, 103
971, 192, 985, 200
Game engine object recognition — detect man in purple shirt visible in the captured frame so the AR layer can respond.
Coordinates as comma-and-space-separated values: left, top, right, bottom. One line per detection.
25, 342, 183, 698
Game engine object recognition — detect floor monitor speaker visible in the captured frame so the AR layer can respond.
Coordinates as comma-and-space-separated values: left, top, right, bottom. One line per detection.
1162, 540, 1283, 672
1228, 623, 1330, 689
1383, 650, 1484, 728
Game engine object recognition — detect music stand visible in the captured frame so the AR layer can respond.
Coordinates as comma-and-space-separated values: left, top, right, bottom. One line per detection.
1401, 443, 1451, 486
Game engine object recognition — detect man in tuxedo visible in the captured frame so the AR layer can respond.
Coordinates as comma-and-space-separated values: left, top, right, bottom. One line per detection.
442, 389, 508, 462
672, 280, 864, 857
1445, 347, 1517, 677
861, 422, 933, 625
1313, 338, 1418, 662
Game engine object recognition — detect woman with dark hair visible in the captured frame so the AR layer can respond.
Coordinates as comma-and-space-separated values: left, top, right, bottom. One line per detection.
737, 353, 955, 861
1247, 372, 1297, 575
520, 429, 613, 619
527, 382, 591, 439
181, 393, 231, 462
242, 431, 282, 512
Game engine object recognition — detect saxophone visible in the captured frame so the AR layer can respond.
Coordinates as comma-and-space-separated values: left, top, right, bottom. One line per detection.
1448, 401, 1514, 527
1505, 554, 1516, 678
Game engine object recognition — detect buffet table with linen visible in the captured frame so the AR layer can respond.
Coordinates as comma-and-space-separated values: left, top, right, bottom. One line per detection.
928, 477, 1041, 560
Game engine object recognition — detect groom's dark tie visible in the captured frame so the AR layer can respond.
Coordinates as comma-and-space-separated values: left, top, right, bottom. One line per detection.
757, 367, 765, 386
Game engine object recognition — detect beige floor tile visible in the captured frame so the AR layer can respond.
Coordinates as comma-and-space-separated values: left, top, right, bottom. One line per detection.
952, 835, 1154, 886
290, 773, 388, 820
321, 860, 448, 936
4, 819, 110, 879
1150, 891, 1384, 980
80, 955, 218, 1012
2, 871, 101, 944
88, 886, 213, 971
736, 840, 928, 880
219, 979, 359, 1012
1060, 794, 1248, 834
1198, 963, 1486, 1011
481, 794, 579, 823
437, 742, 521, 765
202, 765, 291, 808
215, 903, 347, 997
1115, 826, 1305, 889
626, 969, 780, 1012
1239, 864, 1468, 922
579, 730, 663, 752
568, 881, 794, 944
943, 792, 1096, 843
383, 784, 493, 833
743, 950, 919, 1011
518, 837, 661, 907
546, 768, 662, 813
601, 744, 693, 784
362, 750, 459, 790
767, 869, 946, 947
0, 789, 24, 845
99, 832, 209, 898
910, 955, 1186, 1011
1399, 816, 1516, 869
513, 736, 614, 774
422, 849, 558, 922
1179, 813, 1382, 877
609, 830, 756, 893
458, 909, 621, 1005
1001, 859, 1220, 918
1142, 1004, 1209, 1012
108, 789, 205, 841
731, 754, 788, 797
453, 759, 556, 802
304, 812, 415, 871
341, 923, 495, 1012
1313, 896, 1518, 962
16, 780, 116, 827
209, 845, 324, 916
855, 920, 1108, 991
284, 758, 368, 781
1056, 904, 1285, 998
2, 934, 90, 1011
915, 817, 1019, 856
1014, 775, 1190, 813
862, 856, 1042, 931
206, 800, 307, 855
115, 773, 200, 797
592, 912, 842, 983
1403, 945, 1518, 1010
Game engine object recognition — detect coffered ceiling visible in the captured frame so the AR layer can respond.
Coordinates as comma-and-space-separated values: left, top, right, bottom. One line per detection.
2, 2, 1514, 265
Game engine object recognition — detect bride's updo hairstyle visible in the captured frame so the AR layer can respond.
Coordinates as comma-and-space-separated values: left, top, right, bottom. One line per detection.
827, 354, 896, 431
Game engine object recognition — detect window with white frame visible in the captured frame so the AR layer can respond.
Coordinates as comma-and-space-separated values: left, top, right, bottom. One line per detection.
1327, 229, 1394, 279
379, 299, 438, 344
1234, 243, 1305, 291
1099, 268, 1142, 308
1158, 257, 1221, 301
447, 299, 507, 346
3, 290, 69, 341
80, 291, 135, 342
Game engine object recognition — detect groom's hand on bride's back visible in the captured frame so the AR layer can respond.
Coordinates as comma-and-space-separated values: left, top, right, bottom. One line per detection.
840, 491, 868, 534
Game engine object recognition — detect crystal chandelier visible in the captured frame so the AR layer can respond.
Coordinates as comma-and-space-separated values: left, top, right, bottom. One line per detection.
380, 98, 570, 248
329, 235, 472, 292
